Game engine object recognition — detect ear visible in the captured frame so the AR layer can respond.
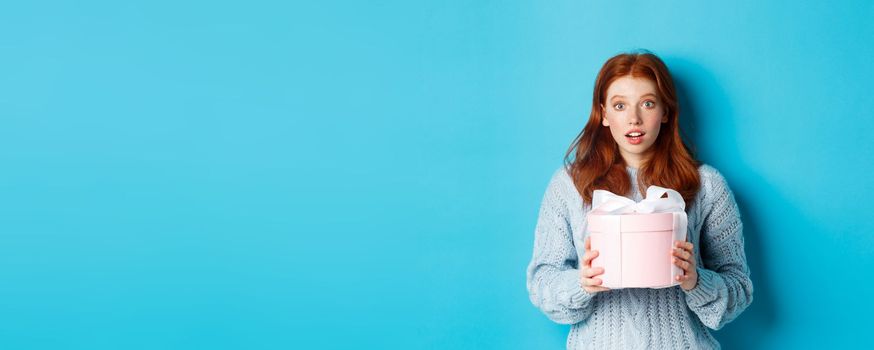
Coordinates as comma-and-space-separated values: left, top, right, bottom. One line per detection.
601, 104, 610, 127
661, 112, 668, 123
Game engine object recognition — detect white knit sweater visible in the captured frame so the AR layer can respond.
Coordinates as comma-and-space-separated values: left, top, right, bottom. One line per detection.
526, 164, 753, 349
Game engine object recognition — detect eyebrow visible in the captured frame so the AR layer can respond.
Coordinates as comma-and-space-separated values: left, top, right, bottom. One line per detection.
610, 93, 658, 100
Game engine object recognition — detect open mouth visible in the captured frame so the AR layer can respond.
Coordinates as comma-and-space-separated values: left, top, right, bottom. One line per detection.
625, 131, 645, 145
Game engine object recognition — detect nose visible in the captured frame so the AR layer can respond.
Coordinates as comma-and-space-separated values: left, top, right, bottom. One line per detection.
627, 107, 642, 125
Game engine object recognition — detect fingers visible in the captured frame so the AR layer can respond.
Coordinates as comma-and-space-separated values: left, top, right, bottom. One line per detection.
582, 266, 605, 278
579, 241, 610, 293
579, 243, 609, 294
674, 240, 693, 251
672, 247, 692, 261
672, 241, 693, 261
583, 285, 611, 293
582, 249, 599, 267
671, 249, 695, 272
581, 275, 610, 292
671, 241, 696, 273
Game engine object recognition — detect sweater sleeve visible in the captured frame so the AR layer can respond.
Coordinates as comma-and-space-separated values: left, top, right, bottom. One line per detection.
682, 169, 754, 330
526, 170, 596, 325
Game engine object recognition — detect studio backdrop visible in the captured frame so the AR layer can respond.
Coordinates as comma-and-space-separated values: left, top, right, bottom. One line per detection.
1, 1, 872, 349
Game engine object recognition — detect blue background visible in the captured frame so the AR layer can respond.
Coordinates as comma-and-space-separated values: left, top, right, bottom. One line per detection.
1, 1, 872, 349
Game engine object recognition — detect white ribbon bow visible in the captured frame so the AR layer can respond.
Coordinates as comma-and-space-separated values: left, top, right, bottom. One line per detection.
591, 186, 686, 214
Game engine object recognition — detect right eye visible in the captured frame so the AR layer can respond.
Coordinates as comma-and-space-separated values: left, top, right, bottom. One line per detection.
613, 103, 625, 110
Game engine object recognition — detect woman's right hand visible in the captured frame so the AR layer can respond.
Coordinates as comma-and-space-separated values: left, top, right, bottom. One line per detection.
580, 236, 610, 293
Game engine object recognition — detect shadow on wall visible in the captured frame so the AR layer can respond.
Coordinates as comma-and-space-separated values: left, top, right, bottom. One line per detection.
669, 56, 783, 349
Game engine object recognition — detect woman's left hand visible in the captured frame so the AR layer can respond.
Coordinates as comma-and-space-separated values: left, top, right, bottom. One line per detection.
672, 240, 698, 291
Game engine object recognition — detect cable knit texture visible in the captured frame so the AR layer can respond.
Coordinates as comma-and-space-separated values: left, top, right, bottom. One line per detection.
526, 164, 753, 349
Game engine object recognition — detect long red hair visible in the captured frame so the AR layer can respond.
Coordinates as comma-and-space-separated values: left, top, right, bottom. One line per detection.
564, 51, 700, 209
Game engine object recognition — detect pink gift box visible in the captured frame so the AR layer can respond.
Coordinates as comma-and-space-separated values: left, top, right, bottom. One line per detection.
586, 191, 688, 289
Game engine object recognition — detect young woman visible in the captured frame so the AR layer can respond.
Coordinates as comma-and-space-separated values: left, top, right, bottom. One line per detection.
526, 51, 753, 349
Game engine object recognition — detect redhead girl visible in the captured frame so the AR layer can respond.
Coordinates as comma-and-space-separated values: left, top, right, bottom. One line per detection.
526, 51, 753, 349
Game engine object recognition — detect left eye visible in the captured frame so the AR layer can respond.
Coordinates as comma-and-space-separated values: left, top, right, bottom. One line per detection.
643, 101, 655, 108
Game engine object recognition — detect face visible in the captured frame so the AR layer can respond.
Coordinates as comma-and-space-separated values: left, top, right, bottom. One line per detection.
600, 75, 668, 167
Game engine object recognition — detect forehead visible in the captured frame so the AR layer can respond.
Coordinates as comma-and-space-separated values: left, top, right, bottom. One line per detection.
606, 76, 658, 98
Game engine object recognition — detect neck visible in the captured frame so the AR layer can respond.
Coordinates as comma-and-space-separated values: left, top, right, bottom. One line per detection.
621, 154, 644, 169
620, 149, 653, 169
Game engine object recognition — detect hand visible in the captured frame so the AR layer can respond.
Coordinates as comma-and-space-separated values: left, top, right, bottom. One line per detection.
579, 236, 610, 293
672, 240, 698, 291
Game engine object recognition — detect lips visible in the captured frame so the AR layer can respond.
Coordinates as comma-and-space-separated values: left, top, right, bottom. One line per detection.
625, 129, 645, 145
624, 129, 645, 137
